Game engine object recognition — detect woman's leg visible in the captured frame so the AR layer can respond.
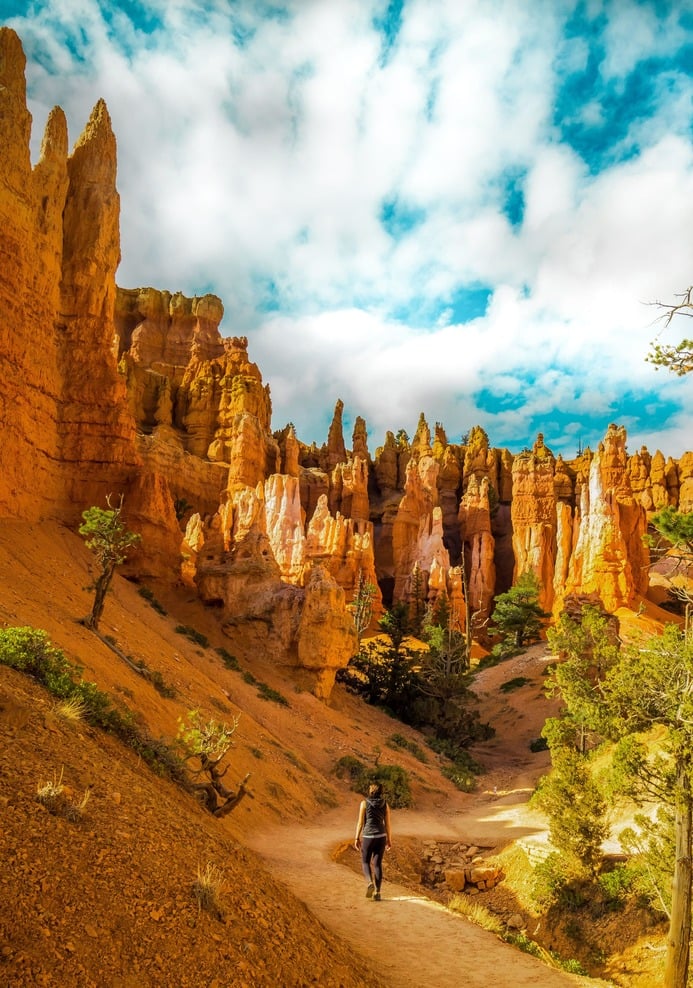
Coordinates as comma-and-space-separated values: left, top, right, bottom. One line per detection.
360, 836, 375, 885
369, 836, 387, 891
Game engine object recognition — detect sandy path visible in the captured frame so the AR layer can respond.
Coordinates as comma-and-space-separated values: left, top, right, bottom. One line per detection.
248, 647, 610, 987
247, 802, 604, 988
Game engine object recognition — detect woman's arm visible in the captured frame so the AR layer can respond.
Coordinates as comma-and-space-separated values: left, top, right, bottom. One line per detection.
385, 804, 392, 849
354, 801, 366, 849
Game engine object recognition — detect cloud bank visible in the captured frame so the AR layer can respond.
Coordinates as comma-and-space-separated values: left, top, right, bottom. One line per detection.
8, 0, 693, 455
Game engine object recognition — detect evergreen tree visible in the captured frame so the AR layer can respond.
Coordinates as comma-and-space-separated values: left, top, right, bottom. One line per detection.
408, 563, 427, 639
532, 748, 610, 875
79, 495, 140, 631
647, 286, 693, 376
549, 613, 693, 988
351, 570, 377, 643
648, 507, 693, 620
489, 571, 547, 653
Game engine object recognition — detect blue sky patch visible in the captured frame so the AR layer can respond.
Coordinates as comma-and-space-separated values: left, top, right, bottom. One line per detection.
380, 196, 426, 238
555, 6, 692, 171
499, 168, 526, 228
446, 285, 492, 324
254, 276, 281, 314
373, 0, 405, 64
99, 0, 163, 36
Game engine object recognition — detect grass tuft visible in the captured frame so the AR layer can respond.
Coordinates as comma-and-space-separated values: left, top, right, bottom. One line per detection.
36, 767, 91, 821
193, 862, 224, 917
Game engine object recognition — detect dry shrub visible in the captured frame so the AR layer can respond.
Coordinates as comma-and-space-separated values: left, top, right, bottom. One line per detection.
192, 862, 225, 920
36, 767, 91, 822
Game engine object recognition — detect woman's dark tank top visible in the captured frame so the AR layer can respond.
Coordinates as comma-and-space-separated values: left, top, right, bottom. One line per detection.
362, 796, 387, 837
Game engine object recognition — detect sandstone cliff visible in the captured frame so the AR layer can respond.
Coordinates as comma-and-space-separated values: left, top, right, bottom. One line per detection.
0, 27, 179, 575
3, 27, 692, 703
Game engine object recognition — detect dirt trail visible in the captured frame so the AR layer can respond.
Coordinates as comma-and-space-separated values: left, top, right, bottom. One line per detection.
247, 804, 602, 988
248, 646, 609, 988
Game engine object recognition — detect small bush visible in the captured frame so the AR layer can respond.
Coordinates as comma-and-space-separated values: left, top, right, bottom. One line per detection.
531, 853, 589, 910
216, 647, 241, 671
504, 932, 543, 958
137, 586, 167, 616
335, 755, 368, 789
256, 681, 289, 706
441, 762, 477, 792
387, 733, 428, 763
333, 757, 412, 808
149, 669, 177, 699
500, 676, 529, 693
558, 958, 588, 975
192, 862, 224, 918
372, 764, 412, 808
0, 627, 75, 697
242, 670, 257, 685
598, 864, 634, 906
174, 625, 209, 648
529, 736, 549, 752
36, 768, 91, 822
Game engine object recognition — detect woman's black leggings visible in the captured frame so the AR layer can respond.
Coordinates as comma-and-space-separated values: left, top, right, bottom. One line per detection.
361, 835, 387, 888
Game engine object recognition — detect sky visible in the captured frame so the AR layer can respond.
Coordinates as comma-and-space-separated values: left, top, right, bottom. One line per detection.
5, 0, 693, 457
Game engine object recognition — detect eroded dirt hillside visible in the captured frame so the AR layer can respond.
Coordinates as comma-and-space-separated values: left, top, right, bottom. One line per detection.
0, 521, 665, 987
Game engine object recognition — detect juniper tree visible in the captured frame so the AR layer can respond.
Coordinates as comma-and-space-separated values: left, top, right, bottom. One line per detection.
647, 285, 693, 376
489, 571, 547, 654
548, 612, 693, 988
79, 495, 140, 631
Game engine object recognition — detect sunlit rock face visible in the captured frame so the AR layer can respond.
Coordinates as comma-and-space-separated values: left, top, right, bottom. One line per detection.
0, 29, 141, 521
5, 28, 693, 701
185, 493, 358, 699
458, 476, 496, 625
510, 436, 557, 611
564, 424, 649, 612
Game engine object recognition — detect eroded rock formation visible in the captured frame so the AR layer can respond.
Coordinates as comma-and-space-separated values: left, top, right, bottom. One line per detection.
4, 27, 692, 704
0, 30, 142, 520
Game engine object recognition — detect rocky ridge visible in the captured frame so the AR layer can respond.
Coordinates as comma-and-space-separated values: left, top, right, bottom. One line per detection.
1, 27, 691, 699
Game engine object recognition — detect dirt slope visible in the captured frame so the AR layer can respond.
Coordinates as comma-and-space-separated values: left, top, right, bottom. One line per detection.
0, 521, 658, 986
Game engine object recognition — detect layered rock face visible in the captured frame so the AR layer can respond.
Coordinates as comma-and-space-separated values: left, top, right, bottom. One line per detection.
4, 28, 692, 703
0, 27, 177, 569
564, 425, 649, 612
183, 485, 358, 699
510, 436, 558, 611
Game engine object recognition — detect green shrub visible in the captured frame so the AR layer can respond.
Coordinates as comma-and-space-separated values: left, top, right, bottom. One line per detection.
529, 736, 549, 752
372, 764, 412, 808
504, 932, 542, 958
558, 958, 588, 975
174, 625, 209, 648
256, 681, 289, 706
216, 647, 241, 671
149, 669, 177, 699
0, 627, 75, 697
333, 757, 413, 808
598, 863, 634, 906
441, 762, 477, 792
334, 755, 368, 789
500, 676, 529, 693
137, 586, 167, 616
532, 851, 589, 910
387, 733, 428, 763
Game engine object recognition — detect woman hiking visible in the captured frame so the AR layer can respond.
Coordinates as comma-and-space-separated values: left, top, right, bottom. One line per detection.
354, 782, 392, 901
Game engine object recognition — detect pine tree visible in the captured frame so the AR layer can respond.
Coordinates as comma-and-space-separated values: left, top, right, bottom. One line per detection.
79, 495, 140, 631
489, 571, 547, 653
